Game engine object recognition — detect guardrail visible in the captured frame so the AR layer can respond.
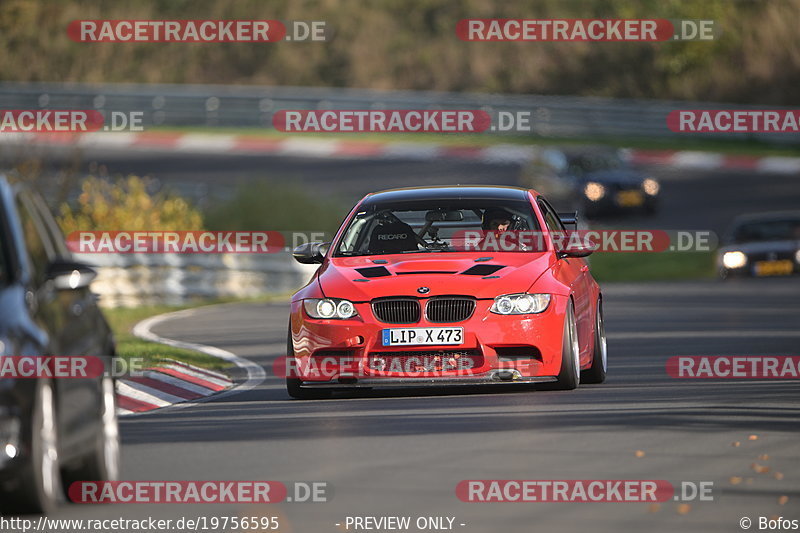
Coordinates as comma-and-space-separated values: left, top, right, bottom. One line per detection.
76, 252, 316, 307
2, 81, 797, 143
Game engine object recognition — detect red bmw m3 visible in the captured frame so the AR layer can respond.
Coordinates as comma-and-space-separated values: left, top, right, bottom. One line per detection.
287, 186, 607, 399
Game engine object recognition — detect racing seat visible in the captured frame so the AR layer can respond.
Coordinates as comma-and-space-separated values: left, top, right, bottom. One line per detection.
369, 220, 419, 254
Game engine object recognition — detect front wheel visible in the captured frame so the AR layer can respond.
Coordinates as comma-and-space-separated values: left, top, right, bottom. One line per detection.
0, 379, 62, 515
63, 375, 120, 488
285, 330, 332, 400
581, 299, 607, 384
538, 299, 580, 391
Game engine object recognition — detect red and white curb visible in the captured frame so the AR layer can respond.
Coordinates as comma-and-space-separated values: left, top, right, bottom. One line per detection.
117, 306, 266, 417
3, 130, 800, 173
625, 149, 800, 174
115, 361, 233, 415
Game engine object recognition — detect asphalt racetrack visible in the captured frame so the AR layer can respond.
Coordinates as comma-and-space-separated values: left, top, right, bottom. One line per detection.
44, 277, 799, 532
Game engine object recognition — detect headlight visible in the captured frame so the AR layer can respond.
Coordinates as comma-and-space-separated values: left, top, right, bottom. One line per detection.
303, 298, 358, 319
722, 251, 747, 269
642, 178, 660, 196
584, 182, 606, 201
490, 293, 551, 315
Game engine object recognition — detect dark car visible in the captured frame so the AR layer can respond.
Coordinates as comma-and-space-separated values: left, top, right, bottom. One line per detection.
0, 176, 119, 514
522, 146, 660, 218
717, 211, 800, 279
562, 148, 660, 217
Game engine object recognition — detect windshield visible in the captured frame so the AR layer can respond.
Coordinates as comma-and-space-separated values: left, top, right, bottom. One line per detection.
334, 199, 541, 256
732, 218, 800, 243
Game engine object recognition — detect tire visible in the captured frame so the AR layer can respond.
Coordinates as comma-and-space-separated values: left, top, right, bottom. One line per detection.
581, 298, 607, 384
538, 299, 580, 391
63, 375, 120, 489
285, 330, 331, 400
0, 379, 62, 515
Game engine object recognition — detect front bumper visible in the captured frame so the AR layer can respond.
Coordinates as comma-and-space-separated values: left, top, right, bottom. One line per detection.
301, 373, 558, 388
288, 295, 568, 387
718, 252, 800, 278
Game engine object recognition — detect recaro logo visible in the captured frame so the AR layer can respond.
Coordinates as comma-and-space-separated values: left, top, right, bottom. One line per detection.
377, 233, 408, 241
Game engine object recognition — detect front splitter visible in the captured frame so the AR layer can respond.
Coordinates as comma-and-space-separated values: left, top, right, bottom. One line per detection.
299, 375, 558, 388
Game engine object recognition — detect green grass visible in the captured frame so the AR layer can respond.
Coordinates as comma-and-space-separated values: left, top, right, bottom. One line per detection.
105, 305, 233, 372
153, 126, 800, 158
589, 250, 717, 282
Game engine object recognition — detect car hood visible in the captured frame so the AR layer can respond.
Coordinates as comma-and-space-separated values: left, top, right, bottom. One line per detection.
317, 252, 554, 301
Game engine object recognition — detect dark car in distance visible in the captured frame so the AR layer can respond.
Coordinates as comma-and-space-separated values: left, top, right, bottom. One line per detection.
717, 211, 800, 278
522, 146, 660, 218
0, 175, 119, 514
561, 148, 660, 217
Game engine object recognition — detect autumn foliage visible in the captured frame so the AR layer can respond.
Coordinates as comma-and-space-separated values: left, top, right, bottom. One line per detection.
58, 176, 204, 234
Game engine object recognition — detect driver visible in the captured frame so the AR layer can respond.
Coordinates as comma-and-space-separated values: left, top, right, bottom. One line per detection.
482, 208, 513, 232
479, 208, 523, 251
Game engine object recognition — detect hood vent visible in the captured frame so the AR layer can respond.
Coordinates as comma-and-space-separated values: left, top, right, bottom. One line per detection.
461, 264, 505, 276
356, 266, 392, 278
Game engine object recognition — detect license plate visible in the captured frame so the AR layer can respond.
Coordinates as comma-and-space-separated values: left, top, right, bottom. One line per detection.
382, 327, 464, 346
754, 260, 793, 276
616, 190, 644, 207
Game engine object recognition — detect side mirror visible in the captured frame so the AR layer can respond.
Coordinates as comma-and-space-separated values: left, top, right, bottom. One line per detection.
292, 242, 329, 264
46, 259, 97, 290
557, 246, 594, 259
